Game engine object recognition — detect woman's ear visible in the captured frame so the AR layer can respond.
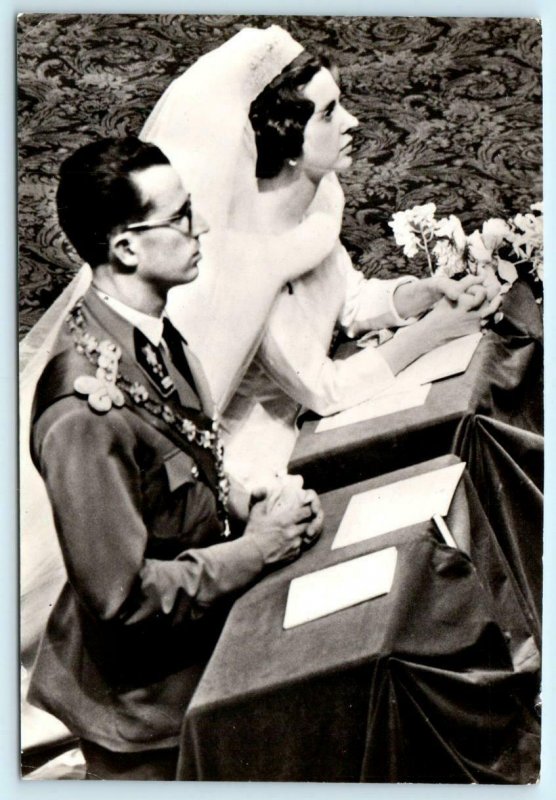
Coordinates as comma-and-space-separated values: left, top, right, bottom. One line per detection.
109, 232, 139, 270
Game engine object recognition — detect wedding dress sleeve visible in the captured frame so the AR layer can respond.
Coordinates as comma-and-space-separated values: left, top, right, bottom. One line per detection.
338, 246, 419, 336
257, 247, 410, 416
255, 246, 419, 417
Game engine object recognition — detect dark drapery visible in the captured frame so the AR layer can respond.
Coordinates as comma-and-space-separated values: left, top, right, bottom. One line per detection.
453, 281, 543, 640
177, 457, 540, 783
466, 281, 543, 434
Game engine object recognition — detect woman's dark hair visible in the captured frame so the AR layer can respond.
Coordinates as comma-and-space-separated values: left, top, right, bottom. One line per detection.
249, 51, 332, 180
56, 136, 169, 266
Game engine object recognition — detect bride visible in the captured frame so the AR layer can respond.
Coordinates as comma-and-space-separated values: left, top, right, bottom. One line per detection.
143, 27, 493, 490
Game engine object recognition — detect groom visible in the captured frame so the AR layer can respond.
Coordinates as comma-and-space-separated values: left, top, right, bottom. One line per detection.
28, 136, 322, 780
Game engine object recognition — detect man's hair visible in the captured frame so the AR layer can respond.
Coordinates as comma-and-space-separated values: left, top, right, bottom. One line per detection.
249, 52, 332, 180
56, 136, 169, 266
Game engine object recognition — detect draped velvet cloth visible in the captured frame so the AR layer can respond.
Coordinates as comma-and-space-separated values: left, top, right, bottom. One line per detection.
177, 456, 540, 783
452, 280, 544, 643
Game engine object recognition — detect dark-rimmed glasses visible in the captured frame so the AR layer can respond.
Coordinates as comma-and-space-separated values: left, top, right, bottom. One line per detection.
124, 198, 192, 235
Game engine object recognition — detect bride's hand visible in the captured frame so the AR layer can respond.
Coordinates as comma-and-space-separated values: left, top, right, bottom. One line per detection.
432, 270, 502, 316
432, 273, 484, 303
460, 266, 503, 317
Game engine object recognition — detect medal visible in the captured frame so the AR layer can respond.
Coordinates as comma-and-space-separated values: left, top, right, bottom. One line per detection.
74, 374, 125, 412
135, 334, 175, 397
66, 299, 231, 537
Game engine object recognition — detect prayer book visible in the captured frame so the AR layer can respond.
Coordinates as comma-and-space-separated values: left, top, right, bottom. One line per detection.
283, 547, 398, 629
332, 461, 466, 550
315, 383, 431, 433
395, 331, 482, 386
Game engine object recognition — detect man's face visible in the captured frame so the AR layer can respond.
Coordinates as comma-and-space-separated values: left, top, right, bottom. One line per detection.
126, 164, 207, 290
300, 68, 359, 181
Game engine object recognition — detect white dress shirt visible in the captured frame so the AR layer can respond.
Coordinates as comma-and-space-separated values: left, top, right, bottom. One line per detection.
94, 288, 165, 347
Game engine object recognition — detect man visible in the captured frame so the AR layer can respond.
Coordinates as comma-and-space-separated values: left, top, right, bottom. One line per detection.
28, 137, 322, 780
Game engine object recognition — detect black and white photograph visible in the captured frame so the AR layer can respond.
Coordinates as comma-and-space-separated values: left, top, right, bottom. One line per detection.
18, 13, 543, 783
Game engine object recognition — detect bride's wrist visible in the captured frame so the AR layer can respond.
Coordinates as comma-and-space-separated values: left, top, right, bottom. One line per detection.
423, 276, 445, 305
381, 323, 430, 374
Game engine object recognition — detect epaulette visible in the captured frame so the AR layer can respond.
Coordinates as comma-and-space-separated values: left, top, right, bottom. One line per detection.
32, 347, 96, 426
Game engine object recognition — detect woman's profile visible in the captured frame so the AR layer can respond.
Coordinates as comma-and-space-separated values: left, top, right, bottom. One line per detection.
141, 25, 347, 409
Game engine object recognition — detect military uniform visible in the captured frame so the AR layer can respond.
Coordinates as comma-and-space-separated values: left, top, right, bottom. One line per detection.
28, 288, 266, 758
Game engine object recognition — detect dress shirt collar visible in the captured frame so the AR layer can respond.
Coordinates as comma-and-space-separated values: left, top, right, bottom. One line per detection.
93, 287, 164, 347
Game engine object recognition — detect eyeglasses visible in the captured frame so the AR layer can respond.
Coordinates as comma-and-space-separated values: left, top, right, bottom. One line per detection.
124, 198, 193, 235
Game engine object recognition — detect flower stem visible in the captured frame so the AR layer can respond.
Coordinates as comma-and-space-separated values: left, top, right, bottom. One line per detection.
420, 224, 434, 277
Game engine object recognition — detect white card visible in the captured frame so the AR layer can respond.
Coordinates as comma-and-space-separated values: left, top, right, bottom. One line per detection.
283, 547, 398, 629
396, 332, 482, 386
315, 383, 431, 433
332, 461, 466, 550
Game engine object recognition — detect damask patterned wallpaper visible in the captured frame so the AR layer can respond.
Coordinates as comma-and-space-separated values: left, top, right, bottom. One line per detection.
17, 14, 542, 338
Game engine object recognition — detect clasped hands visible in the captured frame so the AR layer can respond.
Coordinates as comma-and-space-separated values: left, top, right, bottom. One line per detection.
432, 270, 502, 317
244, 476, 324, 566
385, 268, 503, 374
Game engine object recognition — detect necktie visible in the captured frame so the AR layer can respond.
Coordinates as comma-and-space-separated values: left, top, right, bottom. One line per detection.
162, 317, 197, 392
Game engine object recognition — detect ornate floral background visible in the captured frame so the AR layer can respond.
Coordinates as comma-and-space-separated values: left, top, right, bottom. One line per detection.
17, 14, 542, 339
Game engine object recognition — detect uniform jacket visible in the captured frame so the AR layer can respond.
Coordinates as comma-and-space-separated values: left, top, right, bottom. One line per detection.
28, 288, 265, 752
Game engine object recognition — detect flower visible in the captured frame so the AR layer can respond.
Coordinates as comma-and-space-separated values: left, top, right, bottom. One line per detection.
467, 230, 492, 265
388, 199, 543, 299
434, 215, 467, 252
431, 239, 466, 278
510, 211, 543, 256
481, 218, 511, 251
389, 212, 420, 257
431, 215, 469, 277
388, 203, 437, 258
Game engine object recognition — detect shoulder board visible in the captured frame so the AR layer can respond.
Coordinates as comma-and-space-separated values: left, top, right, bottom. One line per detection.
32, 348, 96, 426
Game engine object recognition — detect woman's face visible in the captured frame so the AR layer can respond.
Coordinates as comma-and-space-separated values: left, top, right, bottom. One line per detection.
299, 68, 359, 180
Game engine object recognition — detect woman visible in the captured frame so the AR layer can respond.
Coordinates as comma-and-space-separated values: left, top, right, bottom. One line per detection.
145, 32, 492, 490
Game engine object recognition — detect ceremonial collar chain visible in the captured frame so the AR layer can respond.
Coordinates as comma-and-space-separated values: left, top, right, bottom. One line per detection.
66, 299, 231, 537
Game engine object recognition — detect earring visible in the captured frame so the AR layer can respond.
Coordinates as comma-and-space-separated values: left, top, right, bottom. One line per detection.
287, 158, 298, 167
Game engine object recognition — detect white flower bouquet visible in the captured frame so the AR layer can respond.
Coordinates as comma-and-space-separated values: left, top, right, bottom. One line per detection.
388, 202, 543, 305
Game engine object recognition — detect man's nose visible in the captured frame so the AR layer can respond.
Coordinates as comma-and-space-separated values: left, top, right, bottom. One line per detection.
192, 212, 209, 239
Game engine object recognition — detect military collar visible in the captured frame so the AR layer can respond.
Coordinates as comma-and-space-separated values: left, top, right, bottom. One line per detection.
93, 287, 164, 347
78, 289, 202, 410
78, 288, 214, 416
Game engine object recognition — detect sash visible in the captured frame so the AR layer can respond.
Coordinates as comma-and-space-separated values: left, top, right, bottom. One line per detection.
32, 348, 225, 520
